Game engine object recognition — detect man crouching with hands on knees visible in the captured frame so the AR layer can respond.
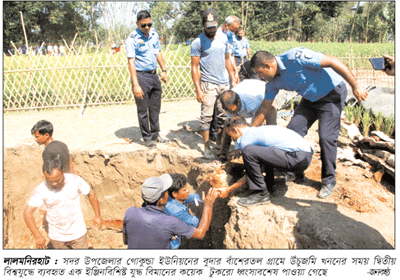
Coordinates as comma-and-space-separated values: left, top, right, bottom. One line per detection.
123, 174, 218, 249
217, 116, 313, 207
23, 156, 103, 249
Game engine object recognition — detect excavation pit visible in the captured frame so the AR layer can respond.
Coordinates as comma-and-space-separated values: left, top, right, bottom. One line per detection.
3, 144, 239, 249
3, 141, 394, 250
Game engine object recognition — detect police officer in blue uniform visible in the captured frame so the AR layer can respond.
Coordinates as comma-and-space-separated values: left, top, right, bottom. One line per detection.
250, 48, 369, 199
126, 10, 169, 148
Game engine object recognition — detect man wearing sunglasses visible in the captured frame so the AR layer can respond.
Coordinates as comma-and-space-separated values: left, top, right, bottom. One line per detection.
126, 10, 169, 148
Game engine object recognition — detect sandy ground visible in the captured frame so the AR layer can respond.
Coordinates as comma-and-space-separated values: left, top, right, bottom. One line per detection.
3, 100, 204, 154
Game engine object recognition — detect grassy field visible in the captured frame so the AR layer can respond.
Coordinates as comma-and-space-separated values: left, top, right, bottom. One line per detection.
4, 41, 395, 110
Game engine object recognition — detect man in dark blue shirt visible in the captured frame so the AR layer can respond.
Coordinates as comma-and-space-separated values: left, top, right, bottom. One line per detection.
250, 48, 368, 199
123, 174, 218, 249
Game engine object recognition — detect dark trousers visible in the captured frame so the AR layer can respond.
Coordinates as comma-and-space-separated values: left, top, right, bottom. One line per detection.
209, 95, 226, 138
234, 56, 248, 67
134, 72, 162, 141
286, 82, 347, 185
242, 145, 313, 191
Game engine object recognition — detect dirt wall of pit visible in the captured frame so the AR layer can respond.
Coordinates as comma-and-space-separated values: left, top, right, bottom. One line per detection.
3, 144, 232, 249
3, 142, 394, 250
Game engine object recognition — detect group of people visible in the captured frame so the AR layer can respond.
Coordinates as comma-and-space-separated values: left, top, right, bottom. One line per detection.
125, 7, 369, 202
24, 120, 101, 249
34, 42, 66, 56
23, 8, 393, 250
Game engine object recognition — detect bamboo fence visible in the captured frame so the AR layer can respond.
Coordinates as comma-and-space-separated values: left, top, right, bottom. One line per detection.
3, 43, 395, 112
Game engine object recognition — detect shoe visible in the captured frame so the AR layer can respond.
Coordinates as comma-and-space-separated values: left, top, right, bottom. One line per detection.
267, 184, 278, 197
144, 140, 156, 148
237, 190, 271, 207
317, 182, 336, 198
153, 135, 169, 144
209, 134, 217, 143
204, 147, 215, 160
215, 153, 228, 162
286, 172, 305, 183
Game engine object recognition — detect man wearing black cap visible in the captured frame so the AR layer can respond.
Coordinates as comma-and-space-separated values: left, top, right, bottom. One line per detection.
123, 174, 219, 249
191, 8, 237, 160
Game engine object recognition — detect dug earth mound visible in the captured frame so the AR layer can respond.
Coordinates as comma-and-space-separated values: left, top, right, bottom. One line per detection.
3, 120, 394, 249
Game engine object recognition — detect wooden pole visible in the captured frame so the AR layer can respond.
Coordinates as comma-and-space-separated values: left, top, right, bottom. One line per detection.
79, 50, 96, 117
349, 2, 360, 43
70, 32, 78, 54
20, 11, 30, 57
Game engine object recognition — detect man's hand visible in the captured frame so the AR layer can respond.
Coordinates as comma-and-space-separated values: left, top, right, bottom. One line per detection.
383, 54, 395, 76
217, 188, 230, 199
133, 85, 144, 100
231, 77, 238, 88
196, 90, 205, 104
35, 235, 46, 249
352, 84, 369, 102
93, 217, 104, 229
160, 71, 168, 83
202, 188, 219, 208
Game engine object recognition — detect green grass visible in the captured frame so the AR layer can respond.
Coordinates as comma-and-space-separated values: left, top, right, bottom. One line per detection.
343, 104, 395, 138
3, 41, 395, 110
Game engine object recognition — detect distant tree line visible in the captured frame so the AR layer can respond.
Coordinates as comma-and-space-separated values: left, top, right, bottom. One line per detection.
168, 1, 395, 43
3, 1, 395, 53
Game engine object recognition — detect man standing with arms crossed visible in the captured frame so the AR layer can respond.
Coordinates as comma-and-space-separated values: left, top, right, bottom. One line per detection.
126, 10, 169, 148
191, 8, 237, 159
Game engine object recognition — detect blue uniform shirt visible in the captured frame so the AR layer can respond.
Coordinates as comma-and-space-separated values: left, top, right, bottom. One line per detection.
123, 205, 195, 249
191, 31, 230, 85
232, 37, 250, 57
164, 193, 202, 249
235, 126, 312, 153
125, 28, 162, 71
217, 27, 236, 55
264, 47, 344, 102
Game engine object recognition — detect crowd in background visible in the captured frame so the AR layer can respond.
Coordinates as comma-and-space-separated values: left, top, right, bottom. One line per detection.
6, 42, 67, 57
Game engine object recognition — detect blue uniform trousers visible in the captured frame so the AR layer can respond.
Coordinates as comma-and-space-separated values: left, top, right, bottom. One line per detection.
134, 71, 162, 141
287, 82, 347, 185
242, 145, 313, 191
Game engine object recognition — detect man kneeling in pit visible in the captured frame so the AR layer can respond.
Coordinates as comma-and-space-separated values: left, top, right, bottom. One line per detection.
217, 116, 313, 207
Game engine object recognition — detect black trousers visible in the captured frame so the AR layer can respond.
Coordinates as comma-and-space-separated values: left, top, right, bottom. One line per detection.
287, 82, 347, 185
134, 72, 162, 141
242, 145, 313, 191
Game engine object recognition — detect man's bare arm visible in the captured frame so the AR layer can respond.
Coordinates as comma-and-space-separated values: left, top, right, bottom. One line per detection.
127, 57, 144, 99
251, 99, 274, 127
87, 189, 103, 228
191, 188, 218, 239
156, 51, 168, 83
23, 205, 46, 249
321, 55, 368, 102
225, 53, 238, 86
191, 56, 204, 103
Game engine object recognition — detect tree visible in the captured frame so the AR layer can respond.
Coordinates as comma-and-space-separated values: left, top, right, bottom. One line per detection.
149, 1, 179, 43
3, 1, 103, 53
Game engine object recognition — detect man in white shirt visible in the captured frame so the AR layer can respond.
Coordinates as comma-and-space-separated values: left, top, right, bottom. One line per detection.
217, 79, 277, 161
23, 157, 103, 249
